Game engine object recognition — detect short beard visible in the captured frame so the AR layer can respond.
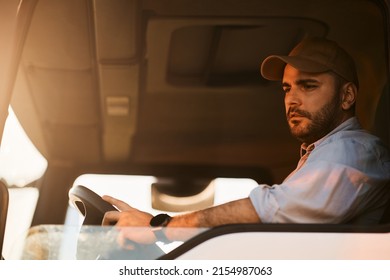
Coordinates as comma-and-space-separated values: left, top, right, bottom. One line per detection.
287, 94, 343, 145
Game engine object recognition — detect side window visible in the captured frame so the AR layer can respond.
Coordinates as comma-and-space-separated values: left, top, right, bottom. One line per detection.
0, 107, 48, 259
0, 108, 47, 187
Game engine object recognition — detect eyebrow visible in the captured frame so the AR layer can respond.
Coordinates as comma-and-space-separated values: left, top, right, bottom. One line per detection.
282, 78, 320, 87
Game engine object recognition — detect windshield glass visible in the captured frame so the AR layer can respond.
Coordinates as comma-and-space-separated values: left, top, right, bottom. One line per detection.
9, 225, 208, 260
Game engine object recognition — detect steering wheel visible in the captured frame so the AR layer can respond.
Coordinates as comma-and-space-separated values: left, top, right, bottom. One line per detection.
68, 185, 118, 225
68, 185, 165, 259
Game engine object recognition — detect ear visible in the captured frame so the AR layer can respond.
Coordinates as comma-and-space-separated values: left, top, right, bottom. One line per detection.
341, 82, 357, 110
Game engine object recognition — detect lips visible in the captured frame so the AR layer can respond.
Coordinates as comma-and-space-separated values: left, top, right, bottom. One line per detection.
289, 113, 304, 118
287, 109, 310, 122
288, 112, 304, 121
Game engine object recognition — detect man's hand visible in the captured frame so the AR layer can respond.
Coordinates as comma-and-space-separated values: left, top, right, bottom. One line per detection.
101, 195, 156, 245
101, 195, 153, 227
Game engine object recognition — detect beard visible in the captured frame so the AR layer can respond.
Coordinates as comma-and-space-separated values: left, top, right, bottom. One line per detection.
286, 95, 343, 145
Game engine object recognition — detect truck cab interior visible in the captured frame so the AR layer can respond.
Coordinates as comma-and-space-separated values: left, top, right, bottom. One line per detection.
0, 0, 389, 259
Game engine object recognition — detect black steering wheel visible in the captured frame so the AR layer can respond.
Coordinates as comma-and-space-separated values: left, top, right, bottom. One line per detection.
68, 185, 118, 225
68, 185, 165, 259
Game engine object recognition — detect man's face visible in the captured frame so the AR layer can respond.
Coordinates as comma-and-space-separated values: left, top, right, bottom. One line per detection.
282, 65, 344, 145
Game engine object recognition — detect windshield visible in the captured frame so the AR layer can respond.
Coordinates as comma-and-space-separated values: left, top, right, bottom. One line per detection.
9, 225, 208, 260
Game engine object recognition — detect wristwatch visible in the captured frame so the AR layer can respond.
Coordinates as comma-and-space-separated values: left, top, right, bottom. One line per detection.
150, 213, 172, 227
150, 213, 172, 243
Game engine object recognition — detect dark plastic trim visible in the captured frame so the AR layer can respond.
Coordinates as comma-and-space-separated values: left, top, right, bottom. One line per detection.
0, 180, 9, 260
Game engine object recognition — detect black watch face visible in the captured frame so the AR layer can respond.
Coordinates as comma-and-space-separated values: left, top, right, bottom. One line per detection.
150, 214, 171, 227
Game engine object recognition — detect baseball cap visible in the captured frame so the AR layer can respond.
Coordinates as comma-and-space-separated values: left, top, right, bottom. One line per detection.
260, 37, 359, 88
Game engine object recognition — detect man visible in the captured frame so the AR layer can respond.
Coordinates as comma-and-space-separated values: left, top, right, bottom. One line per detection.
102, 37, 390, 242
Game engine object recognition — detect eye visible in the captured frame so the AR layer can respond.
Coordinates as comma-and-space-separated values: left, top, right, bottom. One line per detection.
302, 83, 318, 91
282, 86, 291, 93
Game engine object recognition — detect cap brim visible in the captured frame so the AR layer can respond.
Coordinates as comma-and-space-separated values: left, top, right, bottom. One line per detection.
260, 55, 330, 81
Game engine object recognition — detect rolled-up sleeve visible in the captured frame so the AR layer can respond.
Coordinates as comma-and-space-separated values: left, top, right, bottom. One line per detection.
249, 185, 280, 223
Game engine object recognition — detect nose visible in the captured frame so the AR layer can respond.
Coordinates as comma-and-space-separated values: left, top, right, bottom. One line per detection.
284, 88, 301, 108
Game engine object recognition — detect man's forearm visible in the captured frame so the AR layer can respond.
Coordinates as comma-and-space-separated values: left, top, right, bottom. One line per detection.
166, 198, 261, 240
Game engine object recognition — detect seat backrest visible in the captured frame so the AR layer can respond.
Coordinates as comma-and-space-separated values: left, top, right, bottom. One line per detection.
373, 84, 390, 224
0, 180, 9, 260
373, 84, 390, 149
379, 194, 390, 224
